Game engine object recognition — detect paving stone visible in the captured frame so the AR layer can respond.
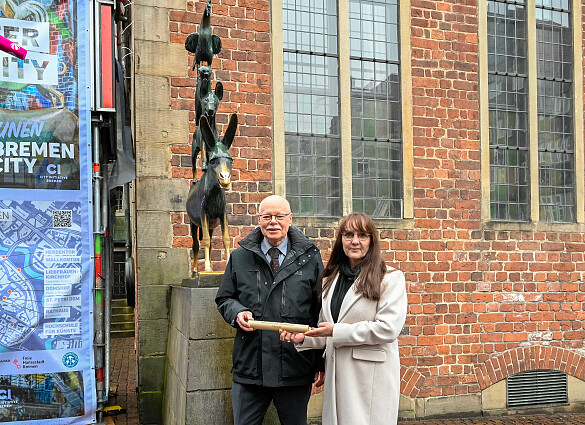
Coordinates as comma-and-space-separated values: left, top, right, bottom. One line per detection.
399, 414, 585, 425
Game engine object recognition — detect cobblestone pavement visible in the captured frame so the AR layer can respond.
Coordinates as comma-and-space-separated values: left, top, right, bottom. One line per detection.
107, 337, 139, 425
399, 414, 585, 424
108, 336, 585, 425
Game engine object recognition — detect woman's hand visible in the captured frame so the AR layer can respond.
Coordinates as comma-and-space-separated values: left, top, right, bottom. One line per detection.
279, 330, 306, 343
305, 322, 333, 337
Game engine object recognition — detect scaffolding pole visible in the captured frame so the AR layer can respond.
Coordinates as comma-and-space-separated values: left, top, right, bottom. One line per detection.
92, 115, 105, 423
101, 162, 112, 405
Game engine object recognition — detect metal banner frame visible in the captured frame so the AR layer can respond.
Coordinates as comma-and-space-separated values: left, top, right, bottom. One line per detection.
0, 1, 96, 423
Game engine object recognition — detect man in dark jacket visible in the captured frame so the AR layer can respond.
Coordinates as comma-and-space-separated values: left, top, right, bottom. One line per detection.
216, 195, 324, 425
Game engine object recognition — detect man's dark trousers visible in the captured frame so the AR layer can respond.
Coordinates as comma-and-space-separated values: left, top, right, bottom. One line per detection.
232, 382, 312, 425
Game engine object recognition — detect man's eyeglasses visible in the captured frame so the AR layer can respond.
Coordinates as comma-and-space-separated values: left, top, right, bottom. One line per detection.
258, 213, 291, 222
342, 232, 370, 242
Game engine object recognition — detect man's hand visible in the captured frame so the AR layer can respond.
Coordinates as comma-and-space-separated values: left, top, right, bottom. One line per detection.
314, 371, 324, 387
236, 311, 254, 331
312, 371, 325, 395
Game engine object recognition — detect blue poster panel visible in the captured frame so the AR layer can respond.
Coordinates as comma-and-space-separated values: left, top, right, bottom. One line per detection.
0, 0, 96, 424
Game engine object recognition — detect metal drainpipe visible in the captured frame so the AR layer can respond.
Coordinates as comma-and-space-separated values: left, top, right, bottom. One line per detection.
101, 162, 112, 405
124, 182, 131, 269
92, 115, 105, 423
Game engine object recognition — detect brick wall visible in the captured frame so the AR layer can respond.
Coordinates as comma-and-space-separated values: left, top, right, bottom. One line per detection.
403, 0, 484, 397
167, 0, 585, 404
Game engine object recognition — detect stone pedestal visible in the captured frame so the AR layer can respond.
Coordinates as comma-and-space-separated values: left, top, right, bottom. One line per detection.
164, 274, 234, 425
164, 274, 306, 425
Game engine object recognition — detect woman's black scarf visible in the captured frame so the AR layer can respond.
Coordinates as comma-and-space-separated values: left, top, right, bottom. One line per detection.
331, 260, 361, 323
339, 260, 361, 281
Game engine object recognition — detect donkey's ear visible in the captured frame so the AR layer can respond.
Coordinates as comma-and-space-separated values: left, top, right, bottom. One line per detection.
222, 113, 238, 150
215, 82, 223, 101
200, 116, 216, 150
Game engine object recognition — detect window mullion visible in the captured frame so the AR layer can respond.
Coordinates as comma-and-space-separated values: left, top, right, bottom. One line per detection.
400, 0, 413, 219
271, 0, 286, 196
479, 0, 490, 221
338, 0, 353, 216
526, 0, 539, 222
572, 0, 584, 223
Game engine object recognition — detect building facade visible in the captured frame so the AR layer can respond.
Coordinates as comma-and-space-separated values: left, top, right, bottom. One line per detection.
133, 0, 585, 421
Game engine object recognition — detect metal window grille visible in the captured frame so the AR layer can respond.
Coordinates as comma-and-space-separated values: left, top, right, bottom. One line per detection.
506, 369, 568, 409
112, 251, 127, 299
114, 187, 124, 210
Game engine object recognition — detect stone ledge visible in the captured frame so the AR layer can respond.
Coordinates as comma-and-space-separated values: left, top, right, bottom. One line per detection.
415, 394, 482, 419
182, 272, 224, 288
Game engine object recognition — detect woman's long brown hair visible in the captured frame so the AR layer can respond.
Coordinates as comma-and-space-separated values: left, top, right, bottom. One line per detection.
320, 213, 386, 301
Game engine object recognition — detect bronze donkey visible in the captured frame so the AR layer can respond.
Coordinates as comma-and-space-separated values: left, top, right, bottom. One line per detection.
186, 115, 237, 272
185, 0, 236, 272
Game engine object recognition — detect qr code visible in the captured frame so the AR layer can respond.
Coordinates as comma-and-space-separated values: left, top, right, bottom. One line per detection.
53, 210, 73, 228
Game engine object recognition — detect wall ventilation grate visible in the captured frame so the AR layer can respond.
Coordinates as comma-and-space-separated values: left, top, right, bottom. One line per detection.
506, 369, 568, 409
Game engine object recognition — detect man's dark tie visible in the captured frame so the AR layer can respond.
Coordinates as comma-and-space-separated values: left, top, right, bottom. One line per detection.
268, 247, 280, 276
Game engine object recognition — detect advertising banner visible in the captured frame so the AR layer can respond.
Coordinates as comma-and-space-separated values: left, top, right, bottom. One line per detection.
0, 1, 96, 424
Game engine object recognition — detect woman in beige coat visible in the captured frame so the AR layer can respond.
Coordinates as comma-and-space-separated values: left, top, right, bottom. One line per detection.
280, 213, 407, 425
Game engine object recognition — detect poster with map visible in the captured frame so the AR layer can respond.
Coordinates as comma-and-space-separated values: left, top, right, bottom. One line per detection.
0, 1, 95, 424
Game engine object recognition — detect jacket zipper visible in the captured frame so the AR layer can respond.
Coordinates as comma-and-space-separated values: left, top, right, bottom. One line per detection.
256, 270, 261, 304
281, 280, 286, 313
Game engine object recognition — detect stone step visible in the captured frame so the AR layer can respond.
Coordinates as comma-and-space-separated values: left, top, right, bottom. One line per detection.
109, 299, 135, 338
111, 321, 135, 331
111, 313, 135, 323
111, 329, 134, 338
111, 299, 130, 308
112, 305, 134, 314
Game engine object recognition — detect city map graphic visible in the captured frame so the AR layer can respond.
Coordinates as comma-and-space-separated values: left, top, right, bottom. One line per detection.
0, 200, 83, 352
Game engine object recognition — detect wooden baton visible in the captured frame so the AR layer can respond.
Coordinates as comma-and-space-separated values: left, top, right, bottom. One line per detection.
248, 320, 309, 333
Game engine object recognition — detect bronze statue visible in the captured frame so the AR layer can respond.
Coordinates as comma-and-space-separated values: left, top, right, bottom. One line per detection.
193, 70, 222, 172
185, 0, 237, 272
185, 0, 221, 68
186, 115, 236, 272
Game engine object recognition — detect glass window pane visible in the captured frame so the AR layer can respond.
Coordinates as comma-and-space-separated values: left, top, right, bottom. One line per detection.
351, 138, 402, 218
487, 1, 530, 221
283, 0, 338, 53
536, 1, 575, 223
285, 0, 404, 218
349, 0, 402, 219
285, 135, 341, 216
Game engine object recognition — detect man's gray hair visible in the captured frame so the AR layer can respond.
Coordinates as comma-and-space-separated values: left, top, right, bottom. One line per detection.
259, 195, 291, 214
